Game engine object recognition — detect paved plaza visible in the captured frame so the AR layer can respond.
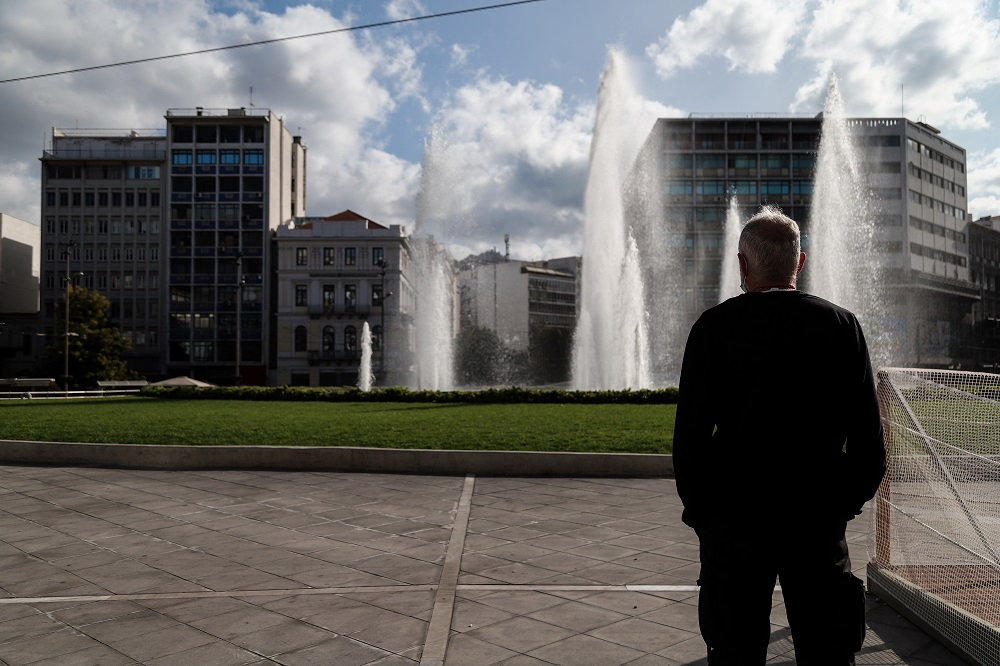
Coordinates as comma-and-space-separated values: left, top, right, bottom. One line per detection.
0, 464, 970, 665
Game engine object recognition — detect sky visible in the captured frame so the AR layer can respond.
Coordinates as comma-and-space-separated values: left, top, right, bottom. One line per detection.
1, 0, 999, 262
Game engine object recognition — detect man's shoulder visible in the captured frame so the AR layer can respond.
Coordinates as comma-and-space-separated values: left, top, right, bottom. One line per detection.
699, 292, 860, 325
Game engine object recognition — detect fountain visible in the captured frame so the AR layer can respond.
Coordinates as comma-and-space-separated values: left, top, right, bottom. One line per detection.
806, 75, 889, 366
719, 196, 744, 303
572, 48, 653, 390
411, 128, 458, 390
357, 322, 373, 392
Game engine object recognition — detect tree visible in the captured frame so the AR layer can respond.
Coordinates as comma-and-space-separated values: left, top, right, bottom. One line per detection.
45, 286, 137, 389
454, 325, 529, 386
529, 322, 574, 385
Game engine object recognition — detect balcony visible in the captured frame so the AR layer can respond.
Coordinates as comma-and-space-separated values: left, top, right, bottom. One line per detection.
307, 350, 361, 365
307, 304, 372, 318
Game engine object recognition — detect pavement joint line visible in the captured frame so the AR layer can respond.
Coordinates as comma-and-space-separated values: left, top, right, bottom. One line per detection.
0, 584, 718, 607
420, 473, 475, 666
0, 584, 438, 605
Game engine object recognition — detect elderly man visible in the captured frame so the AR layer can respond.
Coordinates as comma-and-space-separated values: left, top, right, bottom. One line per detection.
673, 207, 887, 665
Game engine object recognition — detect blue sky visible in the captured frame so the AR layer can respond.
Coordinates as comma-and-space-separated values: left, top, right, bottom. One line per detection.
1, 0, 999, 260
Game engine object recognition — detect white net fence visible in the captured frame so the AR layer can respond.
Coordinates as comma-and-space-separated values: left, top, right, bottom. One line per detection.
869, 368, 1000, 666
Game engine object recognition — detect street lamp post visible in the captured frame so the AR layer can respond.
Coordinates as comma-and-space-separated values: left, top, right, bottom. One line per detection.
59, 241, 78, 395
221, 247, 245, 385
374, 258, 393, 385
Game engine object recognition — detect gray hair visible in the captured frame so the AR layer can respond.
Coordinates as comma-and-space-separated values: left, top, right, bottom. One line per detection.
738, 206, 801, 281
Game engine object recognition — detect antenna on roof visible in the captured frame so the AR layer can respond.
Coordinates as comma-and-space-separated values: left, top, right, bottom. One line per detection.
249, 86, 255, 108
504, 234, 510, 261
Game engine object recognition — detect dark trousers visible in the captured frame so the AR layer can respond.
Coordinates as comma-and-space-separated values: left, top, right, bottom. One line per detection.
696, 521, 862, 665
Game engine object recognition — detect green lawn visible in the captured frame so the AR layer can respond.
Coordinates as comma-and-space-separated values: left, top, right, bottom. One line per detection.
0, 398, 675, 454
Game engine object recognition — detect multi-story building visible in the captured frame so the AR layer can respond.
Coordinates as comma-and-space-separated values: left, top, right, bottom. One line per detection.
967, 215, 1000, 370
165, 107, 305, 385
1, 213, 40, 314
459, 257, 579, 349
274, 210, 411, 387
631, 115, 976, 369
0, 212, 43, 379
40, 108, 306, 384
40, 129, 167, 375
459, 255, 579, 383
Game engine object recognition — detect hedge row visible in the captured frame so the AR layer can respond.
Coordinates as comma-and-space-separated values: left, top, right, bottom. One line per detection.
140, 385, 679, 404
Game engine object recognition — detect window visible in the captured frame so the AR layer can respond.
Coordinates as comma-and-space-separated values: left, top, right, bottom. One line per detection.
84, 192, 95, 206
173, 125, 193, 143
668, 181, 692, 195
322, 326, 335, 352
219, 125, 241, 143
344, 247, 357, 266
372, 325, 383, 351
127, 166, 160, 179
323, 284, 336, 308
244, 125, 265, 143
111, 248, 121, 261
196, 125, 217, 143
696, 181, 726, 196
98, 247, 107, 261
295, 284, 308, 306
345, 285, 357, 310
372, 247, 385, 266
372, 284, 384, 307
196, 150, 216, 165
323, 247, 335, 266
243, 149, 264, 165
220, 149, 240, 165
296, 247, 307, 266
344, 325, 357, 352
124, 248, 134, 261
695, 155, 725, 170
137, 192, 147, 207
172, 150, 193, 165
125, 192, 135, 207
294, 326, 308, 353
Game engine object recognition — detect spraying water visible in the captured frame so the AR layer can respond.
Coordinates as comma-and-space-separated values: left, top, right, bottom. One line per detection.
806, 75, 888, 366
719, 196, 744, 303
572, 48, 652, 390
358, 322, 373, 392
411, 128, 458, 390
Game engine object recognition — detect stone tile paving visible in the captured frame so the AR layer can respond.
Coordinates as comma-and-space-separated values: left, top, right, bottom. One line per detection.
0, 466, 973, 665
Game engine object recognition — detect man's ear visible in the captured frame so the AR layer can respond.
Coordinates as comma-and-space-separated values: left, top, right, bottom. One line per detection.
738, 252, 748, 279
796, 251, 806, 276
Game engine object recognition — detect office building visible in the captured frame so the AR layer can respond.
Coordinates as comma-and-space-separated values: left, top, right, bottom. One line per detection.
40, 129, 167, 375
632, 115, 976, 368
165, 107, 305, 384
459, 255, 579, 383
967, 215, 1000, 370
40, 108, 306, 383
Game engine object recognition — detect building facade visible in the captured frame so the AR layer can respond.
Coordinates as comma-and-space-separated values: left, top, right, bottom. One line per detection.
459, 256, 579, 384
166, 108, 305, 385
967, 216, 1000, 370
633, 115, 976, 369
39, 129, 167, 375
274, 210, 411, 387
0, 213, 43, 379
40, 108, 306, 384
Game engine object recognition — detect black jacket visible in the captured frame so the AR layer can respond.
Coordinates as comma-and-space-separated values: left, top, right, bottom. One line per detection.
673, 291, 887, 531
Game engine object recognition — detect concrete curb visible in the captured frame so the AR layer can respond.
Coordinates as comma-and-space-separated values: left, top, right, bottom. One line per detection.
0, 440, 674, 477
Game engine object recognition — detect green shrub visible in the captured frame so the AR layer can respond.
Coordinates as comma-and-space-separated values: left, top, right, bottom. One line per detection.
140, 385, 679, 404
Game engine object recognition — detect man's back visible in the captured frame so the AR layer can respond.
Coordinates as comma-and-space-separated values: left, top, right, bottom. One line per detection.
673, 291, 886, 530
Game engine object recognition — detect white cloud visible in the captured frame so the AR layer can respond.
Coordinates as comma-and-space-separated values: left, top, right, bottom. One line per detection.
791, 0, 1000, 130
415, 76, 596, 258
969, 148, 1000, 219
0, 0, 418, 228
646, 0, 808, 78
